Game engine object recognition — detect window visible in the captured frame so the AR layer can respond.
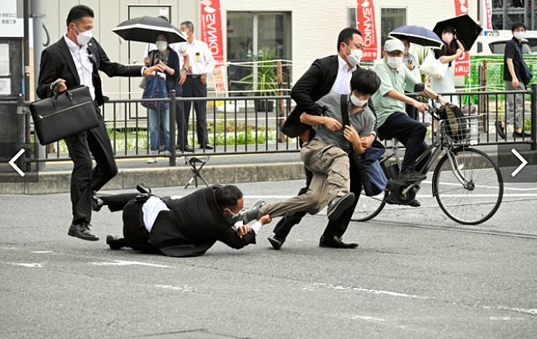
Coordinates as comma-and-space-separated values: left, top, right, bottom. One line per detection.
226, 12, 291, 94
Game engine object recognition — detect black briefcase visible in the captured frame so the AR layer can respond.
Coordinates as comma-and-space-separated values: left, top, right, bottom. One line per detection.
30, 86, 99, 145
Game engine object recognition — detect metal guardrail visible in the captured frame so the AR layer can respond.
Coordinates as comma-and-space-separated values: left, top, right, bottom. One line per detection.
26, 84, 537, 167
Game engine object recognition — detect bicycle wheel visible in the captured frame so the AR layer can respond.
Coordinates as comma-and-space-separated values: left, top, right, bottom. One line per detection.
432, 147, 503, 225
352, 189, 387, 222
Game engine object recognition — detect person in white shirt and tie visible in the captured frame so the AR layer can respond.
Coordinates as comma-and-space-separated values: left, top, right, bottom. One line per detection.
178, 21, 215, 150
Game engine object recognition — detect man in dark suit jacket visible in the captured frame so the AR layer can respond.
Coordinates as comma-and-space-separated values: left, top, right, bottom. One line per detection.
36, 5, 161, 242
270, 27, 375, 250
98, 185, 271, 257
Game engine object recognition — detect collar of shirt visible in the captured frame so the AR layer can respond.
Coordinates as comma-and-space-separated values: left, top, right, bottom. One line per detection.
337, 54, 356, 74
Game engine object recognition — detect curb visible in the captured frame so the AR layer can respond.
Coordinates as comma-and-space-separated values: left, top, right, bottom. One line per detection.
0, 162, 306, 194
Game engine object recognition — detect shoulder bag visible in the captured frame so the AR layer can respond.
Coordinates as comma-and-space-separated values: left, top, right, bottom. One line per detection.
30, 85, 99, 145
420, 53, 448, 80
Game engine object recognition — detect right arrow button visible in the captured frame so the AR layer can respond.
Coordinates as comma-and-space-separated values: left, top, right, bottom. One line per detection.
511, 148, 528, 178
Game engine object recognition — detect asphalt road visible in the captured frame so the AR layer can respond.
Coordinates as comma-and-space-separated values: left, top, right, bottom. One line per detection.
1, 179, 536, 339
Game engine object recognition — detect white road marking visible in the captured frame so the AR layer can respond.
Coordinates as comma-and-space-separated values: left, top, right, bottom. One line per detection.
13, 263, 43, 268
91, 260, 170, 268
306, 282, 537, 317
31, 251, 54, 254
155, 284, 195, 292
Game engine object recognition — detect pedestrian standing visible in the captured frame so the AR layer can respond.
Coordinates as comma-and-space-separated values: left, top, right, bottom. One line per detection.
178, 21, 215, 150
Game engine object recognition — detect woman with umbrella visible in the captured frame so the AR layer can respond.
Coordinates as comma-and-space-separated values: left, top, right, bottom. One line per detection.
429, 26, 465, 106
146, 33, 180, 164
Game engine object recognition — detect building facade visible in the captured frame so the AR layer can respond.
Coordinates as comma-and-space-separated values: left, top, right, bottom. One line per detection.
40, 0, 528, 98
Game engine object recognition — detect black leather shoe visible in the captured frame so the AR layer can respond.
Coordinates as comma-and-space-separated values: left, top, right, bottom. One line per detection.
267, 235, 285, 250
68, 223, 99, 241
495, 121, 506, 139
327, 193, 355, 220
200, 144, 214, 150
177, 145, 194, 152
319, 235, 358, 249
513, 131, 531, 138
408, 199, 421, 207
106, 235, 124, 250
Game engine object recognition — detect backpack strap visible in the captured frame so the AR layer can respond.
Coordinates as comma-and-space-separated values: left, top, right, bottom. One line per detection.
340, 94, 368, 183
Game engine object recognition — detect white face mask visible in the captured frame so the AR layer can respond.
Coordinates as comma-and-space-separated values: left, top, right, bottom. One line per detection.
514, 31, 525, 40
156, 41, 168, 51
387, 56, 403, 69
73, 25, 92, 46
442, 33, 454, 45
350, 94, 368, 107
346, 45, 363, 66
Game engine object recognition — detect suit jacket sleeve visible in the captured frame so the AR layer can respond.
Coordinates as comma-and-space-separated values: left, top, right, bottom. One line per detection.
36, 48, 59, 99
291, 59, 327, 115
93, 40, 143, 77
217, 228, 257, 249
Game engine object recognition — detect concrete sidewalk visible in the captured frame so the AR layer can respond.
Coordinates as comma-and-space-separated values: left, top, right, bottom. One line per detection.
0, 151, 305, 194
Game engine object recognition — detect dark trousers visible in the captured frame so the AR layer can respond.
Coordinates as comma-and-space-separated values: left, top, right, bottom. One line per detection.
272, 154, 362, 240
183, 76, 209, 146
377, 112, 428, 172
102, 193, 158, 252
64, 105, 118, 224
174, 84, 188, 149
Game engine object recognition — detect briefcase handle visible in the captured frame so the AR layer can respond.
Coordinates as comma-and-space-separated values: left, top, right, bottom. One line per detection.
52, 88, 74, 107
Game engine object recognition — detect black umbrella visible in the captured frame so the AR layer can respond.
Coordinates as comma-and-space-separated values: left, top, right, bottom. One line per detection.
112, 16, 186, 44
389, 25, 444, 49
433, 14, 483, 50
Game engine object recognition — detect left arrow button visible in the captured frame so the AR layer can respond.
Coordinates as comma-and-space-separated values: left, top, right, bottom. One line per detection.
8, 148, 26, 177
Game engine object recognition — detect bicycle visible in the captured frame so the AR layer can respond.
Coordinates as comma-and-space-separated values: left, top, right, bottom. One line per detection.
353, 104, 504, 225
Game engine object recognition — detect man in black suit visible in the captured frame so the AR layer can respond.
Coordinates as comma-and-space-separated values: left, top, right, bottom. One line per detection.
98, 185, 271, 257
36, 5, 162, 242
271, 27, 374, 250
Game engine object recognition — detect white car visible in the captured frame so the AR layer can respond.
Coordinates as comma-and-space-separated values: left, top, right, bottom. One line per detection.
474, 34, 537, 55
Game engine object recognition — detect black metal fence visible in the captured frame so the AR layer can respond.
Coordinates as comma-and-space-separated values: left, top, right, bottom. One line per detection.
28, 84, 537, 167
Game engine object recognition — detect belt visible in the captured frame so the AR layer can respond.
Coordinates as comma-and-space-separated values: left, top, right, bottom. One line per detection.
187, 74, 202, 79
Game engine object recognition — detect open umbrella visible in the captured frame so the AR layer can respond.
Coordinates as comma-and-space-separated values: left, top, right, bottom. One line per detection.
433, 14, 483, 50
112, 16, 186, 44
388, 25, 444, 49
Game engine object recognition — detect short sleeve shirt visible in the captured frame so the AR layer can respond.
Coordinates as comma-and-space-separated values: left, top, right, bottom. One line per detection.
503, 37, 524, 81
313, 91, 376, 153
371, 60, 418, 127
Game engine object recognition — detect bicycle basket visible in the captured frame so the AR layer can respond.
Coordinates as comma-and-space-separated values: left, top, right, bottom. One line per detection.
439, 114, 484, 144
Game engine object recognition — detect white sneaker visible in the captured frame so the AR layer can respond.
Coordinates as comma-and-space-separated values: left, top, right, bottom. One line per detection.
160, 150, 171, 156
147, 157, 157, 164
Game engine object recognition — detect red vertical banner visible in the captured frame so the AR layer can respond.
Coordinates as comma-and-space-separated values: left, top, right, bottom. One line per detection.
453, 0, 470, 76
357, 0, 378, 60
200, 0, 227, 93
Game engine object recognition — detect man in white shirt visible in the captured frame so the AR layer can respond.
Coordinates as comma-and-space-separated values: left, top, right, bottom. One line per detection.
178, 21, 216, 150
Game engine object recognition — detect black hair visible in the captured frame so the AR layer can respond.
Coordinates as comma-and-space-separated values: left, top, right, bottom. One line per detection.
337, 27, 362, 52
442, 26, 457, 35
350, 68, 380, 95
66, 5, 94, 26
511, 22, 526, 32
216, 185, 243, 210
181, 20, 195, 33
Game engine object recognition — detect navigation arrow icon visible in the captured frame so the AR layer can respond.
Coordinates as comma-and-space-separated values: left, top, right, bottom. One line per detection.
8, 148, 25, 177
511, 148, 528, 178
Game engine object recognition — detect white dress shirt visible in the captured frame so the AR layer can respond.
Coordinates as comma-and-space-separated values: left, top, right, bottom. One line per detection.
64, 36, 96, 100
331, 54, 356, 94
177, 39, 215, 75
